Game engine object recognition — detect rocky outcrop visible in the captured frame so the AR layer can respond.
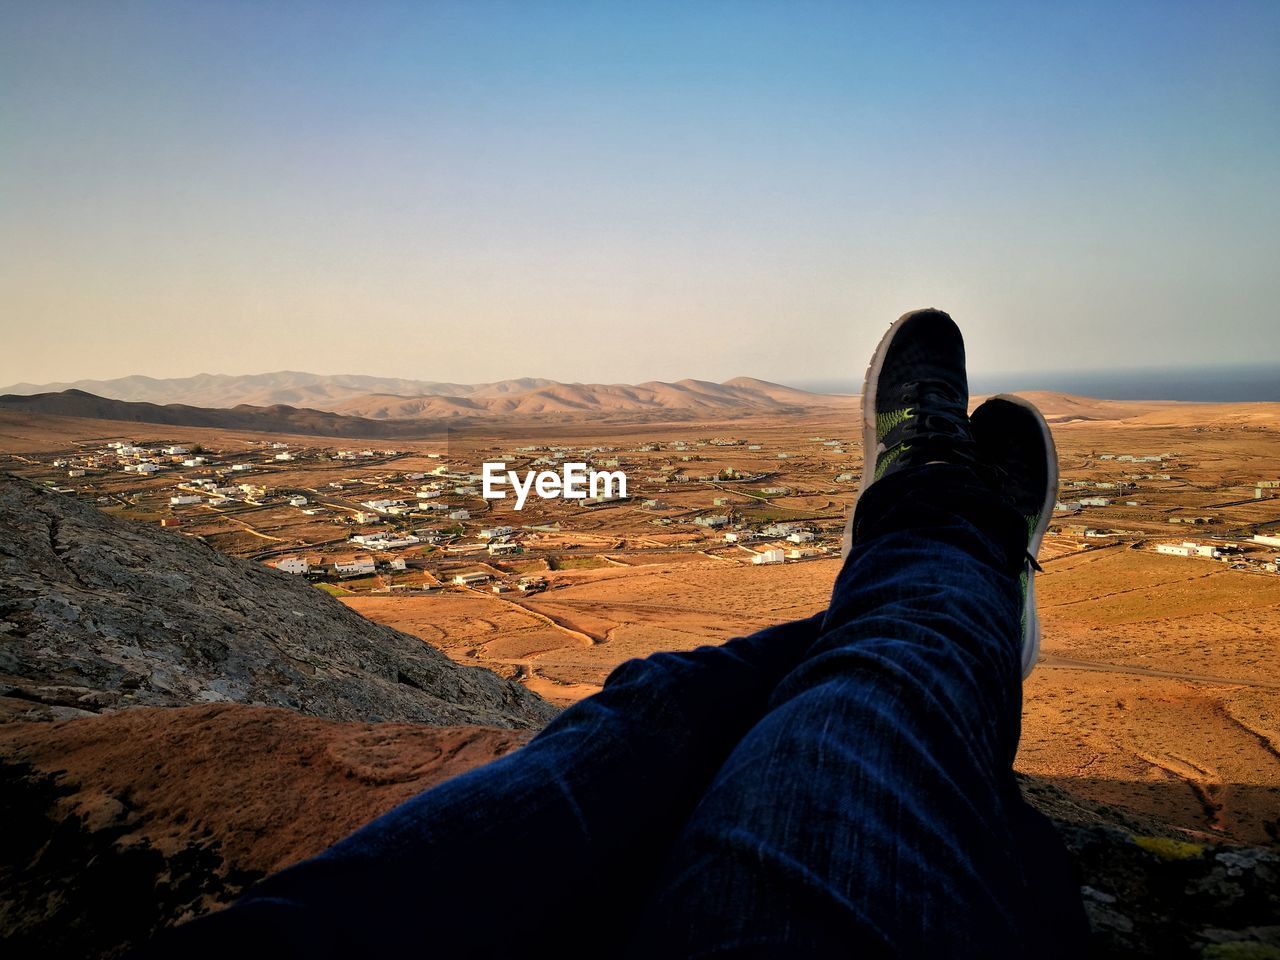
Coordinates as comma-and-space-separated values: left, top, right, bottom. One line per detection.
1061, 825, 1280, 959
0, 475, 557, 728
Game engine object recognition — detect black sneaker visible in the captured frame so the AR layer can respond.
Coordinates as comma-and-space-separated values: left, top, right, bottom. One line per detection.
842, 308, 974, 555
970, 395, 1059, 678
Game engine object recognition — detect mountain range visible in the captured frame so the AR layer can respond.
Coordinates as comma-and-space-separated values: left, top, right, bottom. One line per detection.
0, 372, 846, 419
0, 372, 559, 408
0, 375, 851, 437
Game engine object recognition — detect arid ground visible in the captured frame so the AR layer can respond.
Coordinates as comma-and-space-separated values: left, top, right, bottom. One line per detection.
4, 393, 1279, 847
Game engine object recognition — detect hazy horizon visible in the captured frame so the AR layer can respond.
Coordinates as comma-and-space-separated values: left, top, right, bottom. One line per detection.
4, 2, 1278, 387
7, 361, 1280, 405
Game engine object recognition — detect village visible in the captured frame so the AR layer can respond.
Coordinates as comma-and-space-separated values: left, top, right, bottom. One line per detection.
7, 421, 1280, 604
6, 426, 872, 599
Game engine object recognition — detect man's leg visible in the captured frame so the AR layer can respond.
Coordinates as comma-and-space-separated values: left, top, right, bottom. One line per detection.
146, 611, 826, 958
628, 465, 1085, 957
628, 309, 1086, 958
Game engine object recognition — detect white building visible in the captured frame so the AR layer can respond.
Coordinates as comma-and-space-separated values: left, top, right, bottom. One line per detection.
763, 522, 801, 537
389, 557, 407, 571
448, 509, 470, 521
169, 495, 203, 506
1156, 544, 1194, 557
288, 496, 308, 507
163, 445, 190, 456
125, 462, 161, 474
787, 531, 816, 544
695, 515, 729, 528
1079, 497, 1111, 507
351, 534, 421, 550
488, 541, 523, 556
752, 549, 785, 565
333, 555, 376, 577
230, 463, 254, 472
453, 572, 490, 586
274, 452, 295, 461
274, 556, 310, 575
1253, 534, 1280, 550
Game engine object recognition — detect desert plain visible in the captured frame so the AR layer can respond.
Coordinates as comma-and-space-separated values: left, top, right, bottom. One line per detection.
2, 389, 1279, 849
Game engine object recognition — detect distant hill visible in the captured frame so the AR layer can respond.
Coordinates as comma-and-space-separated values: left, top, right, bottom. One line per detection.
0, 372, 561, 409
0, 377, 849, 436
327, 376, 843, 419
0, 371, 845, 417
0, 389, 444, 438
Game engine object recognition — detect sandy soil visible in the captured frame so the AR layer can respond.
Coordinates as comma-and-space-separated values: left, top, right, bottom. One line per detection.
0, 705, 531, 879
4, 397, 1280, 846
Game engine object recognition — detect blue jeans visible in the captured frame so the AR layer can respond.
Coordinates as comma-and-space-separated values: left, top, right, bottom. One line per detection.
151, 464, 1087, 957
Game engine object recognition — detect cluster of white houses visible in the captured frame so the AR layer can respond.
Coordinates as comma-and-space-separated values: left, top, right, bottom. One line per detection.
274, 553, 402, 577
1153, 535, 1280, 573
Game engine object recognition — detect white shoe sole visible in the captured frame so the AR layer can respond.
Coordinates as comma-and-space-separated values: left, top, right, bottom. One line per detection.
987, 393, 1059, 679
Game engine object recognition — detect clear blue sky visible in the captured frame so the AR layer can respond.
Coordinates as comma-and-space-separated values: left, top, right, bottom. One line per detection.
2, 0, 1277, 386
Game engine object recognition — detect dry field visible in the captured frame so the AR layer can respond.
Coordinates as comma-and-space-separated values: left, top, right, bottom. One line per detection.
3, 395, 1280, 844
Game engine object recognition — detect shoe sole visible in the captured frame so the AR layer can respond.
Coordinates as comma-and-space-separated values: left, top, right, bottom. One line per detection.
841, 309, 941, 557
987, 393, 1059, 678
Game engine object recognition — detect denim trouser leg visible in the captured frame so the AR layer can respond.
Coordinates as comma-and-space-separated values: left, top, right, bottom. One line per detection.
147, 612, 826, 957
627, 464, 1087, 958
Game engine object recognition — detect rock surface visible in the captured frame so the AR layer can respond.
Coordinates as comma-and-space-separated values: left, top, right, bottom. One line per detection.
0, 475, 557, 728
0, 704, 532, 959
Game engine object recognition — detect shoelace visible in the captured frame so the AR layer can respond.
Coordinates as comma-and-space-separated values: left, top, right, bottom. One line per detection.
895, 379, 978, 469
